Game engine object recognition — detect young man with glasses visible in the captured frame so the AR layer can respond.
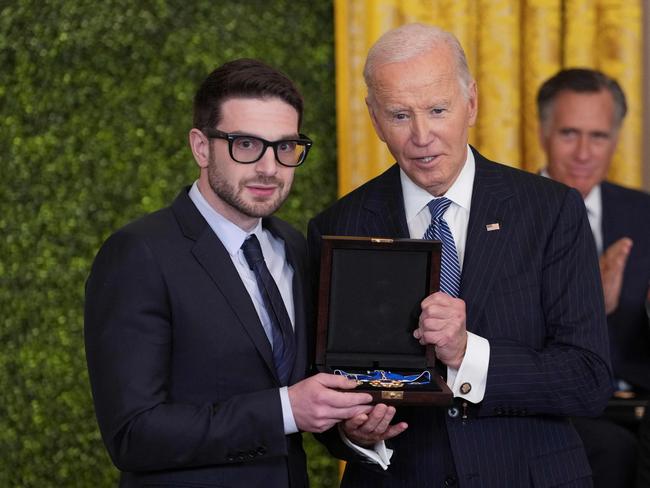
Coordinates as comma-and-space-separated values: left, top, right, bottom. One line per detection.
84, 59, 380, 487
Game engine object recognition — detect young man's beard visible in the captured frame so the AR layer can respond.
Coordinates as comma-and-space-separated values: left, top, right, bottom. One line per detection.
207, 151, 291, 218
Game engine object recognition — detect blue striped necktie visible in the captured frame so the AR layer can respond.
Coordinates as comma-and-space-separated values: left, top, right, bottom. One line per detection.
423, 197, 461, 297
241, 235, 296, 385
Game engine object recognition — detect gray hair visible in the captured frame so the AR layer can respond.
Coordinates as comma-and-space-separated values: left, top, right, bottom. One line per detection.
363, 23, 473, 99
537, 68, 627, 133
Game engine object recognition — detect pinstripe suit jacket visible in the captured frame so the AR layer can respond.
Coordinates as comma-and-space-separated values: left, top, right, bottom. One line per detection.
308, 149, 613, 487
600, 181, 650, 391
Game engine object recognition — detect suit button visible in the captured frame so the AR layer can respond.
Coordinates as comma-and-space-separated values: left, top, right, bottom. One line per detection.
257, 446, 267, 455
444, 475, 457, 486
447, 407, 460, 418
459, 382, 472, 394
226, 455, 235, 462
494, 407, 503, 415
248, 450, 257, 458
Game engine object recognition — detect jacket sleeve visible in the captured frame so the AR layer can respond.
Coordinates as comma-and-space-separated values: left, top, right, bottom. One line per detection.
479, 188, 614, 418
84, 229, 287, 472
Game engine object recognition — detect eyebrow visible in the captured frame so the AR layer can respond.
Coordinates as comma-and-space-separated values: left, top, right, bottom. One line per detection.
382, 105, 409, 113
558, 127, 611, 137
383, 99, 452, 113
227, 131, 301, 140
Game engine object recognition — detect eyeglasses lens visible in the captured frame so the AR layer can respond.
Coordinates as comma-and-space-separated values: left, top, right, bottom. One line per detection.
231, 136, 305, 166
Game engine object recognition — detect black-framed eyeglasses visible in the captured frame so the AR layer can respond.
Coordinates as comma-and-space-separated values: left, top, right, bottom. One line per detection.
203, 128, 313, 167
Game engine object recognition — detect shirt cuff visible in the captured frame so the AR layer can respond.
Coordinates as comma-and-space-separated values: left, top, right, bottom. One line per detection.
280, 386, 299, 434
338, 425, 393, 470
446, 331, 490, 403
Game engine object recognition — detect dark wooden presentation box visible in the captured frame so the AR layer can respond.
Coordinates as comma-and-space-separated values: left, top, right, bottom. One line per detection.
315, 236, 453, 406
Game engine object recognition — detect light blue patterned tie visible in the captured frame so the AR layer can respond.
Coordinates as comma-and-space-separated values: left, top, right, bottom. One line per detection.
423, 197, 461, 297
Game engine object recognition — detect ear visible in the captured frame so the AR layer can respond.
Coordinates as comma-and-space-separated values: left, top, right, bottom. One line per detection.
189, 128, 210, 169
537, 125, 545, 148
366, 96, 387, 142
467, 81, 478, 127
537, 122, 549, 152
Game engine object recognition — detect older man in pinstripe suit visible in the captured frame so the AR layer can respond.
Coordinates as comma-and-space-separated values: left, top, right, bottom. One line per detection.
308, 24, 613, 487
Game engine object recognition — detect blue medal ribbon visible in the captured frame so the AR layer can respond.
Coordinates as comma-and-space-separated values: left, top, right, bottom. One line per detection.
334, 369, 431, 388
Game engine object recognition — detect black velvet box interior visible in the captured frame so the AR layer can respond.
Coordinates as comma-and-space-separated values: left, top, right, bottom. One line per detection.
315, 236, 453, 406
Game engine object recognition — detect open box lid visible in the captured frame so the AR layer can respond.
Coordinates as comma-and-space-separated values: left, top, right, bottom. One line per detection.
315, 236, 441, 371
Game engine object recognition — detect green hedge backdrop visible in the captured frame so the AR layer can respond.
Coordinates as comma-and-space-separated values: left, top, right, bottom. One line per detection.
0, 1, 339, 486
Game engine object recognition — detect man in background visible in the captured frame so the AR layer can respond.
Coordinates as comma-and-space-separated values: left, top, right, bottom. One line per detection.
309, 24, 613, 487
537, 67, 650, 488
84, 59, 375, 487
638, 288, 650, 487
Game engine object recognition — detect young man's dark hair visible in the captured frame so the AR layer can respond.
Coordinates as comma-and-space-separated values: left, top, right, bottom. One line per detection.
193, 58, 304, 131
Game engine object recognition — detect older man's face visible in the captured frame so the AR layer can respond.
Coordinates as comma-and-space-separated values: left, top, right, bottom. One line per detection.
366, 46, 477, 196
540, 89, 619, 198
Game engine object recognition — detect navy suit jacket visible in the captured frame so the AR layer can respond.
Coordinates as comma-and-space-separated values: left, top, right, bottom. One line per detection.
600, 181, 650, 390
308, 149, 613, 487
85, 188, 311, 487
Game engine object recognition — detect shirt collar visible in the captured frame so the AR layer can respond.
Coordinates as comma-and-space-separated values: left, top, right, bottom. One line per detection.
401, 145, 475, 221
188, 181, 263, 256
583, 183, 602, 218
539, 168, 602, 215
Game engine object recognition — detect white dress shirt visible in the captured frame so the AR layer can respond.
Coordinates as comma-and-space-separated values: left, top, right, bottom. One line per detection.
188, 182, 299, 434
400, 147, 490, 403
583, 185, 603, 255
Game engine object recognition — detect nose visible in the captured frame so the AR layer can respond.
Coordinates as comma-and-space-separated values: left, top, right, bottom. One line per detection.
255, 146, 279, 176
410, 116, 433, 146
574, 135, 591, 161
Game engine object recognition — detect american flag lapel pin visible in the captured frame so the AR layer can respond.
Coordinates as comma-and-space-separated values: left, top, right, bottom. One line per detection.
486, 222, 500, 232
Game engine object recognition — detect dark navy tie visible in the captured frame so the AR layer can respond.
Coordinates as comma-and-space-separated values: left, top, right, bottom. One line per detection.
241, 234, 296, 385
423, 197, 461, 297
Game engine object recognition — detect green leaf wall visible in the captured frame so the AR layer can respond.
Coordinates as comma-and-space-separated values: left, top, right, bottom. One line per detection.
0, 1, 338, 486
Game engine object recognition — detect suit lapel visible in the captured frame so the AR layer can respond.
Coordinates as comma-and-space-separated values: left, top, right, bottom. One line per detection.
461, 151, 516, 333
172, 190, 279, 383
362, 165, 410, 238
288, 258, 308, 383
358, 159, 516, 333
